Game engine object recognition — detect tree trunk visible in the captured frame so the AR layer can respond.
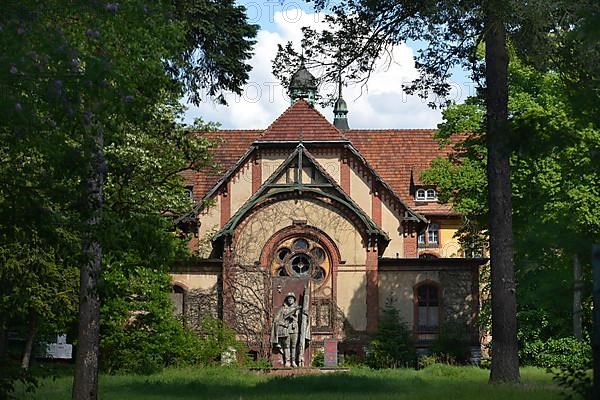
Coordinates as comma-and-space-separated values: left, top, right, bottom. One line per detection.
0, 324, 7, 359
21, 310, 39, 369
573, 253, 583, 340
72, 127, 105, 400
485, 2, 520, 384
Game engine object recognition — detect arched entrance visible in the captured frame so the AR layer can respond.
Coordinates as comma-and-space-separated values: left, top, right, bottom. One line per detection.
260, 224, 340, 336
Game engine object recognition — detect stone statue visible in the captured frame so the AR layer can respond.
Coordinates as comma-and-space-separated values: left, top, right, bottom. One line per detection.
271, 290, 310, 367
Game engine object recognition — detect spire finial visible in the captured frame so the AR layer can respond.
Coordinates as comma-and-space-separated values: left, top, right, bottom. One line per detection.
333, 70, 349, 130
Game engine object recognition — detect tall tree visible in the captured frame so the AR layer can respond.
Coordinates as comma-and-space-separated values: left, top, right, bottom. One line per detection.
1, 1, 256, 399
273, 0, 595, 382
422, 57, 600, 345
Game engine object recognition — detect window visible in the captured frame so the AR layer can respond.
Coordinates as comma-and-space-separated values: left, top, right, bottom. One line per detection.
170, 285, 185, 318
415, 283, 440, 332
272, 237, 329, 285
425, 189, 437, 200
427, 223, 439, 244
418, 223, 439, 248
415, 188, 437, 201
311, 298, 333, 332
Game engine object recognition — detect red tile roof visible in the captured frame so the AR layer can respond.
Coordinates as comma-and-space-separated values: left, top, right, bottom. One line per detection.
259, 99, 346, 141
345, 129, 456, 215
183, 130, 261, 200
185, 103, 459, 216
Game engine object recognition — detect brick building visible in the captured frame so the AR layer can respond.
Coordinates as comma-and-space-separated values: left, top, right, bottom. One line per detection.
172, 65, 484, 358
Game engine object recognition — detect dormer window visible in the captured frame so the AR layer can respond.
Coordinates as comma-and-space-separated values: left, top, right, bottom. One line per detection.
425, 189, 437, 200
415, 188, 437, 201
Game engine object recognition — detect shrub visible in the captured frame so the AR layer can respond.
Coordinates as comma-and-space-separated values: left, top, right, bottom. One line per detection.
550, 364, 593, 400
365, 306, 416, 369
342, 353, 365, 367
519, 337, 592, 370
0, 358, 37, 399
311, 349, 324, 367
193, 317, 247, 365
417, 354, 441, 369
430, 320, 472, 365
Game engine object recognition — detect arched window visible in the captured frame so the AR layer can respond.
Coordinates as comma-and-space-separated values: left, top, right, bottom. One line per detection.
416, 188, 437, 201
415, 283, 440, 332
419, 253, 438, 259
425, 188, 437, 200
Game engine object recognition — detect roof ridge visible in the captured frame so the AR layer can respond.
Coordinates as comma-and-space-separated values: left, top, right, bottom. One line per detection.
216, 129, 264, 132
346, 128, 437, 132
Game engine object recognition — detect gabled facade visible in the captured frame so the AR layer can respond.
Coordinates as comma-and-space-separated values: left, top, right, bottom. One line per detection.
173, 94, 484, 358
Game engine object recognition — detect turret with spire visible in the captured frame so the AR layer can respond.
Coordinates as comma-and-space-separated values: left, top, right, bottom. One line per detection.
333, 73, 349, 130
289, 58, 317, 106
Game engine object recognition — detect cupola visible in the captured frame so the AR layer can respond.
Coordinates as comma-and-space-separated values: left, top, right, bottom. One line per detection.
289, 61, 317, 105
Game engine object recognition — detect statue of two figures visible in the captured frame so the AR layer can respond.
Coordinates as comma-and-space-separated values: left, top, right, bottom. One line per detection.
271, 286, 310, 367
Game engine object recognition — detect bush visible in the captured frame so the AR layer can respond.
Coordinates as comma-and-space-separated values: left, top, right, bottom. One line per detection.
193, 317, 247, 365
430, 321, 472, 365
0, 358, 37, 399
311, 349, 324, 367
365, 306, 416, 369
550, 364, 593, 400
520, 337, 592, 370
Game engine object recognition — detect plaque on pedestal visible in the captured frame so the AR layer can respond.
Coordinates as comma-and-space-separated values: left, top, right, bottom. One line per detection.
324, 338, 338, 367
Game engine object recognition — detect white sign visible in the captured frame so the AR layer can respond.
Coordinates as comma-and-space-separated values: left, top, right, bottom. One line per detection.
41, 334, 73, 359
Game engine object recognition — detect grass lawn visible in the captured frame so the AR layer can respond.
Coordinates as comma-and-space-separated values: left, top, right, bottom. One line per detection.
17, 365, 564, 400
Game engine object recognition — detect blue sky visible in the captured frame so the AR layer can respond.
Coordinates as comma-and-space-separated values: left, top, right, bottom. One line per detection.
183, 0, 474, 130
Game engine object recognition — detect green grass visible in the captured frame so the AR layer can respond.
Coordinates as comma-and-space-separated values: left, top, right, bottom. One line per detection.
17, 365, 563, 400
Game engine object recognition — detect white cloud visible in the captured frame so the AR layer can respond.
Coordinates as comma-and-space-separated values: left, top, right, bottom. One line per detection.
183, 7, 461, 130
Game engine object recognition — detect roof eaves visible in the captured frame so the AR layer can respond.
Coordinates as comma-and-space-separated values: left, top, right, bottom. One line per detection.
253, 139, 351, 147
192, 145, 258, 215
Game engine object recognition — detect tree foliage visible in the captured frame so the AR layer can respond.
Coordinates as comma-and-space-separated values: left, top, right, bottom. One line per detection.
0, 0, 256, 398
422, 58, 599, 356
366, 306, 416, 369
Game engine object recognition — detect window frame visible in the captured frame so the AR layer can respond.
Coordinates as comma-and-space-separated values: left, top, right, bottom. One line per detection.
413, 281, 442, 333
418, 222, 440, 248
415, 187, 437, 202
425, 188, 437, 200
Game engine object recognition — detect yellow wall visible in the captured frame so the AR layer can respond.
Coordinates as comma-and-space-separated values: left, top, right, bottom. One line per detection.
261, 151, 286, 183
230, 161, 253, 216
314, 152, 341, 183
197, 201, 221, 257
438, 219, 462, 258
171, 272, 218, 291
378, 271, 440, 326
418, 218, 462, 258
381, 198, 404, 258
336, 271, 367, 331
234, 198, 366, 266
349, 166, 372, 218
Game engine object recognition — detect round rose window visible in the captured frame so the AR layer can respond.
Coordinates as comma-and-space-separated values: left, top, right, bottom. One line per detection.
272, 237, 329, 285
